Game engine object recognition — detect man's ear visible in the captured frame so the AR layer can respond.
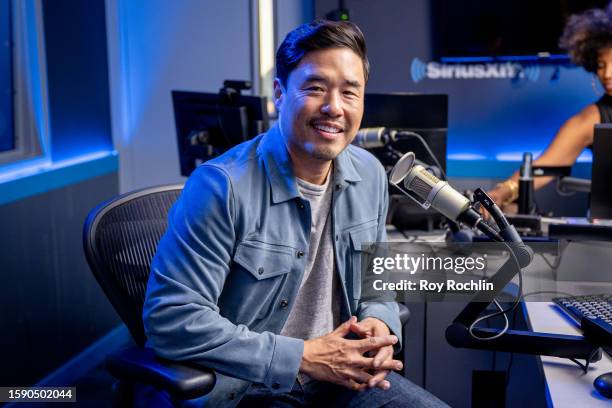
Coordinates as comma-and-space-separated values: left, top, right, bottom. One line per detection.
273, 78, 284, 111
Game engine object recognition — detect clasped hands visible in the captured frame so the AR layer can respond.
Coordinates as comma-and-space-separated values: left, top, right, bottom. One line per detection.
300, 316, 402, 392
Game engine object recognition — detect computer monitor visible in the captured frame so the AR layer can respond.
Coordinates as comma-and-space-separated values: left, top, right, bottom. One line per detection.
172, 87, 269, 177
362, 93, 448, 171
362, 93, 448, 231
590, 124, 612, 220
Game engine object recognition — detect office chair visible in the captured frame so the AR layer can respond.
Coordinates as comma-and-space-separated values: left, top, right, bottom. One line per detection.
83, 184, 215, 405
83, 184, 410, 405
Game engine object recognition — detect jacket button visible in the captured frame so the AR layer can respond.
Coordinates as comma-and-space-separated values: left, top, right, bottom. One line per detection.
335, 234, 339, 241
280, 299, 289, 308
297, 202, 305, 209
258, 267, 264, 275
296, 250, 304, 258
335, 184, 341, 191
229, 392, 236, 400
272, 383, 280, 390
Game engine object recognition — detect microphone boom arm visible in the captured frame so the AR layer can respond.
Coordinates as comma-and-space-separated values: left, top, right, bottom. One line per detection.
446, 189, 601, 361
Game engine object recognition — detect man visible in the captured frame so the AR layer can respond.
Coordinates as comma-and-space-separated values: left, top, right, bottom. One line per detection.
143, 20, 448, 407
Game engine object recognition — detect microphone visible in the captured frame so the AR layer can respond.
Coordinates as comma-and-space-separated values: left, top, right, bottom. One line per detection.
390, 152, 533, 268
389, 152, 485, 228
352, 127, 396, 148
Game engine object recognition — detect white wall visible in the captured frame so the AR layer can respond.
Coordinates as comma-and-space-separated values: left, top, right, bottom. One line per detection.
106, 0, 255, 191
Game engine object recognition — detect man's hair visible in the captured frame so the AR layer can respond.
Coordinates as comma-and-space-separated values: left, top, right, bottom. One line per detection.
275, 20, 370, 87
559, 3, 612, 72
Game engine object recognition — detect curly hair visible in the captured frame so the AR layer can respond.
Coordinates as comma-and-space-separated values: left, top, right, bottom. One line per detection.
559, 3, 612, 72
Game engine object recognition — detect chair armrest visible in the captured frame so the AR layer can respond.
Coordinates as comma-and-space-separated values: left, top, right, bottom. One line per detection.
399, 303, 410, 328
106, 346, 215, 400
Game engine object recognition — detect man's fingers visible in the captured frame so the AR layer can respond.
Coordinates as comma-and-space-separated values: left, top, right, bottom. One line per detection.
368, 370, 391, 389
350, 355, 402, 371
340, 378, 368, 392
357, 334, 398, 353
349, 322, 371, 337
372, 345, 394, 369
333, 316, 357, 336
344, 367, 374, 384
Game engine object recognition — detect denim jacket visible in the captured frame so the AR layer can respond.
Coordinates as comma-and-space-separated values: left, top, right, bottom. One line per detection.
143, 124, 400, 407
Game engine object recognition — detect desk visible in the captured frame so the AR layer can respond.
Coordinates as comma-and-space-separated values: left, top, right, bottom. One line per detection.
525, 302, 612, 407
390, 227, 612, 406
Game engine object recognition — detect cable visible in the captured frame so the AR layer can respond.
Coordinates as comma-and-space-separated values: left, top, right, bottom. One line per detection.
513, 289, 601, 374
467, 241, 524, 341
537, 251, 563, 271
395, 131, 448, 180
469, 299, 510, 341
505, 306, 520, 386
569, 348, 600, 374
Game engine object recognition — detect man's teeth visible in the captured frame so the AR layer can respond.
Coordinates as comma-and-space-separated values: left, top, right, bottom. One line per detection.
313, 124, 341, 133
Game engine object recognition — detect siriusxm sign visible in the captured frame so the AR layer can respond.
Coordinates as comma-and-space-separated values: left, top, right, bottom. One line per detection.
410, 58, 540, 83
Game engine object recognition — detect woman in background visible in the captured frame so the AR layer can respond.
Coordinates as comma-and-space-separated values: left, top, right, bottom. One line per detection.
489, 4, 612, 208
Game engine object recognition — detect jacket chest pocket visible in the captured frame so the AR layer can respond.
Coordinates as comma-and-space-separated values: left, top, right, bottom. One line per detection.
346, 219, 378, 303
234, 241, 294, 279
232, 240, 295, 323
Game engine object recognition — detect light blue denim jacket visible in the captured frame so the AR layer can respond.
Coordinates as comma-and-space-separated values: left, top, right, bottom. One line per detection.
143, 124, 400, 407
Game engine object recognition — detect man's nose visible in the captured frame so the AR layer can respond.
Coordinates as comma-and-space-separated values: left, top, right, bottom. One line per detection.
321, 92, 343, 117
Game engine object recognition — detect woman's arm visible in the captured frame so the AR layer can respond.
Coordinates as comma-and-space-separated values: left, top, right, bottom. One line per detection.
489, 104, 600, 207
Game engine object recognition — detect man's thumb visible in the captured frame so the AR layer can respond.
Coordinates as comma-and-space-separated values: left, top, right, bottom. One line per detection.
333, 316, 357, 336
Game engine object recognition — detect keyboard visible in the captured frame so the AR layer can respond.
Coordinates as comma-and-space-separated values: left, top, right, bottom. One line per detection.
553, 294, 612, 347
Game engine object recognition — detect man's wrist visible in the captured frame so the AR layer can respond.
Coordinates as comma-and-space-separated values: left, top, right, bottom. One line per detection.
299, 339, 314, 375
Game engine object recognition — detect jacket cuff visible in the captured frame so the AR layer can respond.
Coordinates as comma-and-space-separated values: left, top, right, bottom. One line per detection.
264, 335, 304, 393
357, 301, 402, 352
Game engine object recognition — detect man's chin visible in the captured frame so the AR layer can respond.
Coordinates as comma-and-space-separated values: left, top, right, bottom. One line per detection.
311, 146, 343, 161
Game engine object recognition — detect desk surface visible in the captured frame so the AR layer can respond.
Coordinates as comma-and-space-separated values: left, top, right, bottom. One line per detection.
525, 302, 612, 407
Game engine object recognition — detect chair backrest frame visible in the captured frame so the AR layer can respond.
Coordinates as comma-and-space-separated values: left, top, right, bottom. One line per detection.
83, 184, 184, 347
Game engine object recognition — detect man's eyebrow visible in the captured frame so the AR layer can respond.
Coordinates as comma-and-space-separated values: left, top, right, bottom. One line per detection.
303, 74, 327, 83
344, 79, 362, 88
302, 75, 362, 88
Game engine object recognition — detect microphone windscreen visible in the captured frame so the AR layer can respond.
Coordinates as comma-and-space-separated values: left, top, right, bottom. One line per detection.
389, 152, 415, 185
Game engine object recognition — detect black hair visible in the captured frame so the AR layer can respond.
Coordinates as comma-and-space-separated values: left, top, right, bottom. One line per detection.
559, 3, 612, 72
275, 20, 369, 87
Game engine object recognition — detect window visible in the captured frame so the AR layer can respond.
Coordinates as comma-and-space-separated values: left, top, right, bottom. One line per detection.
0, 0, 49, 170
0, 0, 13, 152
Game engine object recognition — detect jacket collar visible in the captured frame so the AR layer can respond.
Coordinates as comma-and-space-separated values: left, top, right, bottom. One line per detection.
258, 124, 362, 204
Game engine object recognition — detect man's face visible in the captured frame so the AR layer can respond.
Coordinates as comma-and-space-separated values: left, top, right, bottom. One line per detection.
274, 47, 365, 165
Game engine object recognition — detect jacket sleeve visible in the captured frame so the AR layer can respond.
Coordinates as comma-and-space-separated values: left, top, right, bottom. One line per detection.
142, 164, 303, 393
356, 163, 402, 349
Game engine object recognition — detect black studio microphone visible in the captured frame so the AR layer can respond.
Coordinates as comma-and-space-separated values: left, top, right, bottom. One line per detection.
352, 127, 397, 148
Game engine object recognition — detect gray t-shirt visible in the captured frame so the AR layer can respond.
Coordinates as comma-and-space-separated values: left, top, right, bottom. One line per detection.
281, 173, 342, 344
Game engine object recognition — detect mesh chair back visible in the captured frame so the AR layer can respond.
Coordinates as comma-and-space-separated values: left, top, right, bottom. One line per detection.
83, 185, 183, 347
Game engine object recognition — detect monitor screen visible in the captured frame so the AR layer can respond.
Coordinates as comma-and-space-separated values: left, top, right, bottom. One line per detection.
362, 93, 448, 171
172, 90, 269, 177
362, 93, 448, 231
431, 0, 608, 60
591, 124, 612, 220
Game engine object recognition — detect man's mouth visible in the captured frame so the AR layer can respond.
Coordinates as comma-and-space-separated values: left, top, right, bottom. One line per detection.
311, 122, 344, 134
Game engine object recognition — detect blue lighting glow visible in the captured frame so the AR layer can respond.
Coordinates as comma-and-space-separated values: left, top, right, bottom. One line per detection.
0, 150, 118, 206
441, 54, 569, 63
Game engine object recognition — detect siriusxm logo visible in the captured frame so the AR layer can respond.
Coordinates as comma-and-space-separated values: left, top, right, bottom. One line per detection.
410, 58, 540, 83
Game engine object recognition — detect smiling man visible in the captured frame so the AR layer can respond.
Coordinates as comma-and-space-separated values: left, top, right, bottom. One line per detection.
143, 20, 448, 408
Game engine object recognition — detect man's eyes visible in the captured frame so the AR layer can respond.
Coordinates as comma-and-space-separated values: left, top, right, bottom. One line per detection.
303, 86, 359, 97
305, 86, 324, 92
